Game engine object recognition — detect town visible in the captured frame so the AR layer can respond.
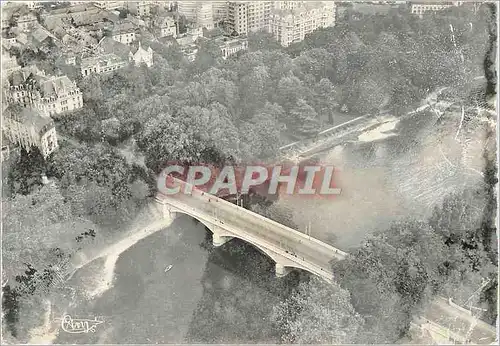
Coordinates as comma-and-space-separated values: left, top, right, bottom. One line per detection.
1, 1, 497, 345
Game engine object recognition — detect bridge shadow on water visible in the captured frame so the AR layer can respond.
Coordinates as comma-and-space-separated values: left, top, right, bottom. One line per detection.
184, 219, 311, 343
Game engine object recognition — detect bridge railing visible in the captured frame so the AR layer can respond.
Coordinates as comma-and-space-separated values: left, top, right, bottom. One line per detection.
158, 176, 348, 260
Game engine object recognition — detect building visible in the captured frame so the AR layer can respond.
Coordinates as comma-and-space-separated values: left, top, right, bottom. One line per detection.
274, 1, 306, 10
25, 1, 43, 10
93, 1, 125, 10
127, 2, 152, 17
226, 1, 273, 35
2, 106, 59, 158
81, 53, 128, 76
111, 21, 137, 44
217, 36, 248, 59
35, 76, 84, 116
1, 51, 21, 83
178, 1, 214, 30
153, 15, 177, 38
129, 42, 154, 67
212, 1, 228, 22
410, 1, 464, 16
270, 2, 336, 47
4, 67, 83, 116
17, 12, 38, 32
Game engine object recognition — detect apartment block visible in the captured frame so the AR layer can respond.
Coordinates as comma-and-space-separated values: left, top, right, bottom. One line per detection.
178, 1, 214, 29
410, 1, 464, 16
2, 106, 58, 158
270, 2, 336, 47
227, 1, 273, 35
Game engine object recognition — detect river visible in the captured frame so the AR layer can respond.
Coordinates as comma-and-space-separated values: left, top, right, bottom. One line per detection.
53, 215, 304, 344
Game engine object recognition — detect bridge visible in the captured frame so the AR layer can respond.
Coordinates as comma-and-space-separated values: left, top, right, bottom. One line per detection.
156, 176, 347, 284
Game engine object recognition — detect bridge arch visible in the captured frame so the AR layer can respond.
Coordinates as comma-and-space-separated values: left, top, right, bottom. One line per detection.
168, 209, 316, 279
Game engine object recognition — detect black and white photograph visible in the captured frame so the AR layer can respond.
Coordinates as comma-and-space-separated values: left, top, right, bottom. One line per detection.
0, 0, 498, 344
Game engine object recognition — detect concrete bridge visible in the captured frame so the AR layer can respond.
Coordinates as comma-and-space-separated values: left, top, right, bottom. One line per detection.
156, 176, 347, 284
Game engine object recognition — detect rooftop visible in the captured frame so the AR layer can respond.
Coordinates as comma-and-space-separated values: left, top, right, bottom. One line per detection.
39, 76, 77, 98
4, 105, 54, 133
81, 53, 125, 69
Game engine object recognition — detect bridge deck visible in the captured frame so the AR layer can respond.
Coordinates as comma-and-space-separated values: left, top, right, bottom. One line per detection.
157, 177, 347, 278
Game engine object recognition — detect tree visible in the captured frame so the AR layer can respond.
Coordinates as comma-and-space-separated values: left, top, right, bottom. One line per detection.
289, 99, 320, 138
272, 277, 364, 344
314, 78, 339, 124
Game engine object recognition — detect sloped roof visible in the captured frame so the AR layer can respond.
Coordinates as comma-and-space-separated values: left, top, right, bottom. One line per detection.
98, 36, 131, 60
4, 106, 54, 133
39, 76, 76, 98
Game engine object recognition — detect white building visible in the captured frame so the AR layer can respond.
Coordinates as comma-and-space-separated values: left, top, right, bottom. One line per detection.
217, 37, 248, 59
129, 42, 154, 67
81, 53, 128, 76
111, 22, 137, 45
35, 76, 84, 116
226, 1, 273, 35
270, 2, 336, 47
213, 1, 228, 21
93, 1, 125, 10
2, 106, 59, 158
410, 1, 464, 16
127, 1, 152, 17
178, 1, 214, 30
4, 67, 83, 116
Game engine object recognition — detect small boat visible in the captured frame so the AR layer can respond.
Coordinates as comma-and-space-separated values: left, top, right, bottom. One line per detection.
164, 265, 173, 273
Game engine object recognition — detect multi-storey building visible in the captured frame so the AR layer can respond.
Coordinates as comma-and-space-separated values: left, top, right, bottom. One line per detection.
127, 1, 152, 17
217, 37, 249, 59
81, 53, 128, 76
410, 1, 464, 16
17, 12, 38, 32
270, 2, 336, 47
2, 106, 59, 158
1, 51, 21, 83
212, 1, 228, 22
274, 1, 305, 10
5, 67, 83, 116
111, 21, 137, 44
25, 1, 43, 10
178, 1, 214, 30
226, 1, 273, 35
35, 76, 84, 116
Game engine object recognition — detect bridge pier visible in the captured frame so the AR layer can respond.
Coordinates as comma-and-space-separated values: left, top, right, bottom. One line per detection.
212, 233, 232, 247
275, 263, 290, 278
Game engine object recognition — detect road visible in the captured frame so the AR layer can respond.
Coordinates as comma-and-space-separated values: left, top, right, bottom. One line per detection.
161, 185, 346, 275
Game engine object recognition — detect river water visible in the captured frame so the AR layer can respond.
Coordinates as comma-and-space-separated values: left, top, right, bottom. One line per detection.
54, 215, 305, 344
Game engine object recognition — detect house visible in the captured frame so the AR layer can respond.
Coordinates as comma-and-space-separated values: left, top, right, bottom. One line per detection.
93, 1, 126, 10
2, 105, 59, 158
35, 76, 84, 116
4, 67, 83, 116
176, 27, 203, 46
129, 42, 154, 67
111, 21, 137, 44
152, 15, 177, 38
216, 36, 248, 59
80, 53, 128, 76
